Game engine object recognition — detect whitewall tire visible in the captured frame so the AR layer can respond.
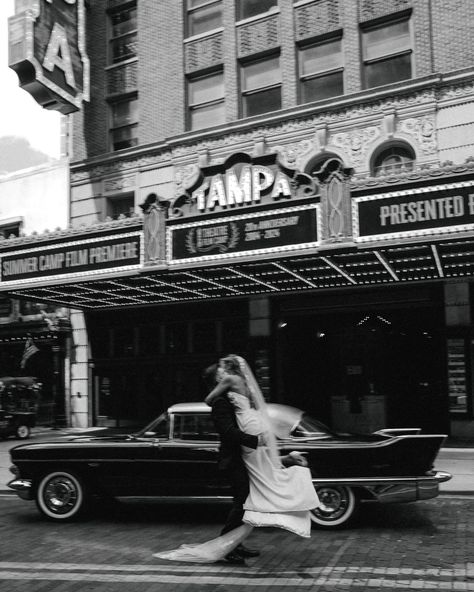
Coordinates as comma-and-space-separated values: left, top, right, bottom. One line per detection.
311, 485, 357, 528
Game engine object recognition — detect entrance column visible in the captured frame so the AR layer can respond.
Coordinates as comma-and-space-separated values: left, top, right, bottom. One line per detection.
248, 297, 272, 401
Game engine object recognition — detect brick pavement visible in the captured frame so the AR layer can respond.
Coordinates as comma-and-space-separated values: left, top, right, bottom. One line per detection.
0, 494, 473, 591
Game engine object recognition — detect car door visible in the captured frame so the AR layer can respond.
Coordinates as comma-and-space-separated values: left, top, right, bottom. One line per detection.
149, 412, 228, 496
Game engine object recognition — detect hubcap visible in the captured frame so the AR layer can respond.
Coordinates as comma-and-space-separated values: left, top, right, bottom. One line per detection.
17, 425, 29, 438
314, 487, 349, 521
44, 477, 78, 515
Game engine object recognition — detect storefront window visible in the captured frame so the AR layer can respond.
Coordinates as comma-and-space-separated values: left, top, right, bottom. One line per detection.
113, 327, 136, 357
193, 321, 217, 352
165, 324, 188, 354
139, 325, 163, 356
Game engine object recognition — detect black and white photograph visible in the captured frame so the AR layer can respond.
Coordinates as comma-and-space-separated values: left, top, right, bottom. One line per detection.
0, 1, 473, 590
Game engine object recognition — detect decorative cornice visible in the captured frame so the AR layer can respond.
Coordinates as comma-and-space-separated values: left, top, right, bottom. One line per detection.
351, 159, 474, 191
70, 72, 474, 184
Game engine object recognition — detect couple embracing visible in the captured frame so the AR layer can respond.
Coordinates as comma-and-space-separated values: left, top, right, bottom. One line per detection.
153, 354, 320, 564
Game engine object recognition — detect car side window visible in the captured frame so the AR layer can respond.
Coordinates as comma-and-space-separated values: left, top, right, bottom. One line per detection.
173, 413, 219, 441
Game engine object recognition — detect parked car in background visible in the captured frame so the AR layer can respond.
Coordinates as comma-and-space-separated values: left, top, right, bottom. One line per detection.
0, 377, 40, 440
8, 402, 451, 527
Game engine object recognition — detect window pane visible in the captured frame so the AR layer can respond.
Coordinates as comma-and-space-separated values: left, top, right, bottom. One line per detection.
112, 99, 138, 127
111, 33, 138, 63
365, 53, 411, 88
108, 196, 134, 219
111, 8, 137, 37
188, 2, 222, 36
191, 101, 226, 129
301, 71, 343, 103
189, 73, 224, 104
363, 20, 410, 61
301, 40, 342, 76
242, 56, 280, 91
238, 0, 277, 20
112, 125, 138, 151
244, 86, 281, 117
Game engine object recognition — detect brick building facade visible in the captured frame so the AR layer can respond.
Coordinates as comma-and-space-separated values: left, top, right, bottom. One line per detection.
3, 0, 474, 436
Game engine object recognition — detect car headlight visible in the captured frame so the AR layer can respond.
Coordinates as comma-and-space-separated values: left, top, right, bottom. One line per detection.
9, 464, 19, 476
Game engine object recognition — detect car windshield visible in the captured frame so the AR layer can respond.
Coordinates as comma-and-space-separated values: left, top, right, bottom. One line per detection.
135, 413, 170, 438
290, 414, 334, 439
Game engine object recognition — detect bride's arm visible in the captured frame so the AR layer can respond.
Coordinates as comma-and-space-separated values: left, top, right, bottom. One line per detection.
204, 376, 232, 406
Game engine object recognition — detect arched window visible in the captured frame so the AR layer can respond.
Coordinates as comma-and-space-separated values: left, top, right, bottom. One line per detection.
372, 145, 415, 177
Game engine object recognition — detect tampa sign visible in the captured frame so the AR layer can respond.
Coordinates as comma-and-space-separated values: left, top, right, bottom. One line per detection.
171, 152, 318, 219
8, 0, 89, 113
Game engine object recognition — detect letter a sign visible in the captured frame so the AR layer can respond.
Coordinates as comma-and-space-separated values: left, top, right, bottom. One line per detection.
8, 0, 89, 114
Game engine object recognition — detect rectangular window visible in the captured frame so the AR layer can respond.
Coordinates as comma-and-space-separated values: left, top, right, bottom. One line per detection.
110, 97, 138, 151
237, 0, 277, 21
299, 38, 344, 104
241, 55, 281, 118
188, 71, 225, 130
361, 19, 412, 89
186, 0, 222, 37
106, 194, 135, 219
109, 6, 137, 64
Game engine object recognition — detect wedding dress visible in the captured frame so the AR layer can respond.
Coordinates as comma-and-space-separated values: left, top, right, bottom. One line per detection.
153, 357, 319, 563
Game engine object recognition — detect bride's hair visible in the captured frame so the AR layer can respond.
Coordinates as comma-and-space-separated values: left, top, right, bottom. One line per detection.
221, 355, 245, 378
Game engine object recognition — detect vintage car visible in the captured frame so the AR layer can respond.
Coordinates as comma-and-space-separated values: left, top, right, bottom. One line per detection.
8, 402, 451, 527
0, 377, 40, 440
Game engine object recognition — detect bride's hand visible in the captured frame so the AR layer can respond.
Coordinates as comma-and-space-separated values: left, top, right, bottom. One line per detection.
289, 451, 308, 467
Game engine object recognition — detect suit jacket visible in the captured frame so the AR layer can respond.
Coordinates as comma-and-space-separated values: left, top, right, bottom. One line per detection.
211, 395, 258, 470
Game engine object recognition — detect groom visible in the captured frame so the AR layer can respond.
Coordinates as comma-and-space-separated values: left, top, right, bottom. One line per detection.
202, 363, 261, 565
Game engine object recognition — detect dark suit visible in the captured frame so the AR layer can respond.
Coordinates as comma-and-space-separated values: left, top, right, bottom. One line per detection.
211, 394, 258, 535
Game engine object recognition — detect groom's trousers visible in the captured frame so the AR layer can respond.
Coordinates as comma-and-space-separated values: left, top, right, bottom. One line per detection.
220, 463, 249, 535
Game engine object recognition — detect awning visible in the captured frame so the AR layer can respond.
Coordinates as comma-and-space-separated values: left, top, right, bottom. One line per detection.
3, 235, 473, 310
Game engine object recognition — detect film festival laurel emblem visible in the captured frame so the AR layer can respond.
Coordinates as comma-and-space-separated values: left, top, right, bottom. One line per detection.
185, 223, 240, 254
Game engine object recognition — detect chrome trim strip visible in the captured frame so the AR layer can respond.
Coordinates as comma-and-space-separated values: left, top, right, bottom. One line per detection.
311, 471, 451, 487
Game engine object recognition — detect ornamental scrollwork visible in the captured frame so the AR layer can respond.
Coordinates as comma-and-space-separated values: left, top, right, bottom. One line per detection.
400, 116, 437, 155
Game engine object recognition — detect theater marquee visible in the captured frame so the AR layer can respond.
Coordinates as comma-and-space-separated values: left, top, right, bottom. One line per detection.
0, 233, 142, 288
168, 205, 320, 264
8, 0, 89, 113
353, 181, 474, 242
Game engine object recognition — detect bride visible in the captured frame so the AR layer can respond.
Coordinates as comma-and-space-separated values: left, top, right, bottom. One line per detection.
153, 354, 320, 563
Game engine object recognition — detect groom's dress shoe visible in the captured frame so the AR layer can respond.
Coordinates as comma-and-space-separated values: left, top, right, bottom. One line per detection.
235, 544, 260, 558
223, 551, 246, 565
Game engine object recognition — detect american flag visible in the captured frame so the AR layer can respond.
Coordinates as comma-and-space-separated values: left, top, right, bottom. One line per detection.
20, 337, 39, 369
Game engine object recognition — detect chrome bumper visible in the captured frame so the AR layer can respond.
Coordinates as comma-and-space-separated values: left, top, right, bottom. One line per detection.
312, 470, 452, 504
7, 479, 33, 500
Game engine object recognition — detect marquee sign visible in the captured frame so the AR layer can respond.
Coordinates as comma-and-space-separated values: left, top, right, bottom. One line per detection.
353, 181, 474, 242
168, 204, 320, 264
0, 233, 142, 287
8, 0, 89, 114
171, 152, 318, 219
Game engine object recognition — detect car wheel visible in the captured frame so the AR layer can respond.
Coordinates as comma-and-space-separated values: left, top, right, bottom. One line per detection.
311, 485, 357, 528
15, 424, 31, 439
36, 471, 87, 521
